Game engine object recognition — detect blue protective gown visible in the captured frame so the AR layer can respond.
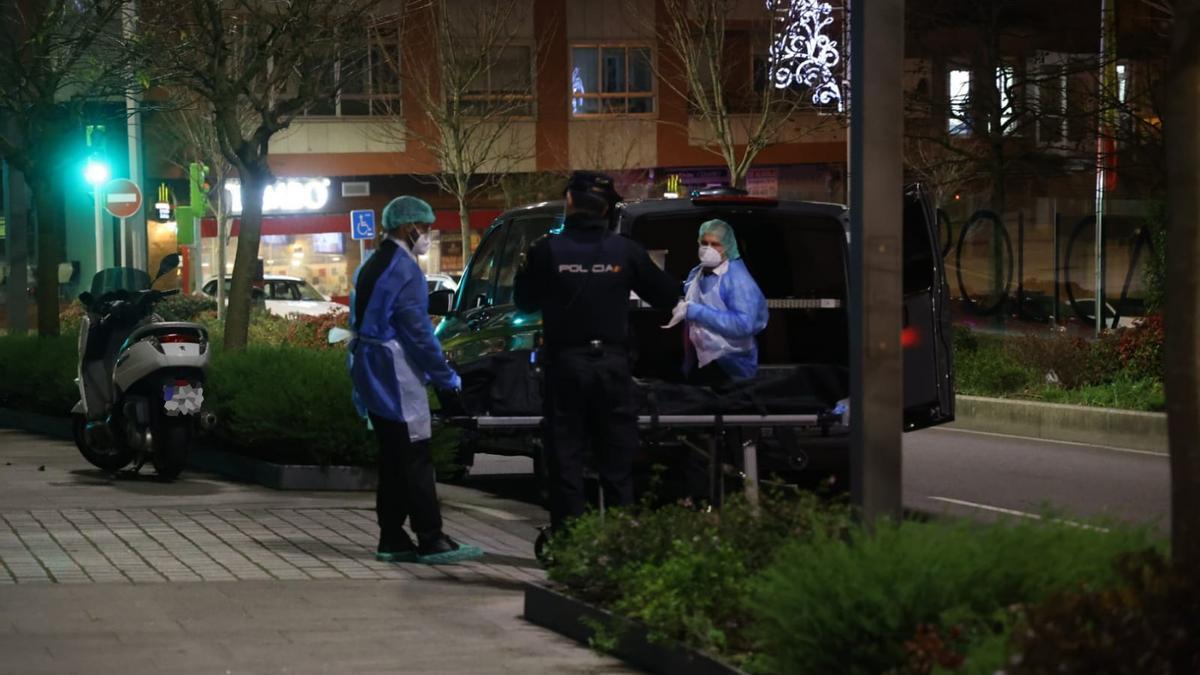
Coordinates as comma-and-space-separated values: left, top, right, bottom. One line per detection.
683, 258, 769, 381
348, 239, 459, 441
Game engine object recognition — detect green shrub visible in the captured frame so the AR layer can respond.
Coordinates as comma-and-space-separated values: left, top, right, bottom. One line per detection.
0, 333, 80, 415
155, 294, 217, 322
749, 518, 1158, 675
956, 346, 1038, 396
1118, 314, 1164, 381
205, 346, 375, 466
1033, 373, 1165, 412
1008, 549, 1200, 674
548, 491, 851, 661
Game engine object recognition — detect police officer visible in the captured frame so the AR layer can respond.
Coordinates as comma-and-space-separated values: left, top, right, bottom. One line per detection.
514, 171, 681, 532
349, 195, 483, 565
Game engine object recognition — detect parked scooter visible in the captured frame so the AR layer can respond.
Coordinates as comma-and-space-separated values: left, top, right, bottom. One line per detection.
71, 254, 211, 480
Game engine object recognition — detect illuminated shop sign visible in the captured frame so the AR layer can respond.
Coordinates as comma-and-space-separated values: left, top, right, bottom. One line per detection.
224, 178, 332, 215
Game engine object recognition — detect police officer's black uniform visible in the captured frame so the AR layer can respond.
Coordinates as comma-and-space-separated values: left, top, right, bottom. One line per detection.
514, 172, 680, 531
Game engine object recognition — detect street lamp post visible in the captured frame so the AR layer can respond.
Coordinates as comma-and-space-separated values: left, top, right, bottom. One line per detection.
84, 157, 111, 273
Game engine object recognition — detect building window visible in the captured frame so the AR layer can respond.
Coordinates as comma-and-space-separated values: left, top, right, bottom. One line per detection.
305, 22, 401, 117
463, 45, 535, 116
993, 65, 1015, 135
1037, 64, 1067, 145
571, 45, 655, 116
948, 69, 972, 136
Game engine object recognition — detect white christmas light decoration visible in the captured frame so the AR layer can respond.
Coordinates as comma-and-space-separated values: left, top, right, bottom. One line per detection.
767, 0, 843, 109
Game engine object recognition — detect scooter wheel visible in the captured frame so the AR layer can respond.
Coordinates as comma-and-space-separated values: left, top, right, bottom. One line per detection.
72, 414, 135, 472
151, 419, 191, 481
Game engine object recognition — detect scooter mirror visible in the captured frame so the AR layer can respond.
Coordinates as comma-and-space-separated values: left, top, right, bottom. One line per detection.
155, 253, 182, 281
78, 291, 94, 307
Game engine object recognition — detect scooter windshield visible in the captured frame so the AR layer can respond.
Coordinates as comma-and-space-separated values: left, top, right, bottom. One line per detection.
90, 267, 152, 297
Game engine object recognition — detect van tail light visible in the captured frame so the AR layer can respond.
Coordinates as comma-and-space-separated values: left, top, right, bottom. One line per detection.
901, 327, 921, 349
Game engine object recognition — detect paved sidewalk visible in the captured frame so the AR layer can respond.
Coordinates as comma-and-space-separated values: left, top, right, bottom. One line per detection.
0, 429, 630, 674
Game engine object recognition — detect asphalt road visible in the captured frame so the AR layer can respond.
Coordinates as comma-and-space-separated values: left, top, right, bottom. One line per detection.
469, 427, 1171, 530
903, 427, 1169, 530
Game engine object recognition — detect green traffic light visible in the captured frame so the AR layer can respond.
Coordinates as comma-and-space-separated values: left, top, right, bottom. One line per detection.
84, 157, 110, 187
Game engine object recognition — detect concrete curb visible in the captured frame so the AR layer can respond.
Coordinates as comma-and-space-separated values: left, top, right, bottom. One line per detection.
0, 408, 375, 490
950, 395, 1168, 453
524, 583, 745, 675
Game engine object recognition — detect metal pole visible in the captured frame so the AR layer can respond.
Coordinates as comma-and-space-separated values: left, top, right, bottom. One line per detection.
94, 190, 104, 273
120, 217, 127, 267
849, 0, 905, 523
1094, 0, 1115, 336
1052, 203, 1060, 327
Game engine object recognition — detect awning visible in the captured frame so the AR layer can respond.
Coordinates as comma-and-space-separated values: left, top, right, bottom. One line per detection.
200, 209, 503, 238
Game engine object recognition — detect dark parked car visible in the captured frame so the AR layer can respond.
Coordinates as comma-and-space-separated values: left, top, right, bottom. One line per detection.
431, 187, 955, 487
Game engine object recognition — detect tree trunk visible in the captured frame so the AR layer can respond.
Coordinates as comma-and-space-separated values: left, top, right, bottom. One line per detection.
1164, 2, 1200, 576
223, 168, 268, 351
458, 199, 472, 263
216, 180, 228, 322
31, 172, 64, 337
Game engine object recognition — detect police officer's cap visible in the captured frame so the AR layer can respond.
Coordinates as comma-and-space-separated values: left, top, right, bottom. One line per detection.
564, 171, 622, 211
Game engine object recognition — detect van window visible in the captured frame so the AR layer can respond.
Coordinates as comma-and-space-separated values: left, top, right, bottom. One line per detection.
628, 209, 848, 376
903, 195, 937, 294
457, 227, 505, 310
494, 214, 559, 306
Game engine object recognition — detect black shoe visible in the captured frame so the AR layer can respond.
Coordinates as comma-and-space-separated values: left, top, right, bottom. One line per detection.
376, 532, 418, 563
417, 535, 483, 565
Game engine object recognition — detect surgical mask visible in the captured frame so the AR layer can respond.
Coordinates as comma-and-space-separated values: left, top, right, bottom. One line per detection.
698, 245, 722, 268
411, 232, 431, 256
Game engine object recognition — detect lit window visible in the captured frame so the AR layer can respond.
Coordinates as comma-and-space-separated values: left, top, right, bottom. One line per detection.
1116, 63, 1128, 103
571, 45, 655, 116
948, 69, 971, 135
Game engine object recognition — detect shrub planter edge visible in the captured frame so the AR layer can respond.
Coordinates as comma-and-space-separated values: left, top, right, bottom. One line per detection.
951, 395, 1167, 453
0, 408, 375, 491
523, 582, 746, 675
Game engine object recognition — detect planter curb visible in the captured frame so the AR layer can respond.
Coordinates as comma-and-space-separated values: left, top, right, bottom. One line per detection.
950, 395, 1167, 452
0, 408, 376, 490
523, 582, 746, 675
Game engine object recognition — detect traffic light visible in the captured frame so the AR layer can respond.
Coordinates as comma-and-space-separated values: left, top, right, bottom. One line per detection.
82, 124, 110, 187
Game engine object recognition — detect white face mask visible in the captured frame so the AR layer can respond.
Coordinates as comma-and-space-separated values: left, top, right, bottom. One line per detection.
698, 244, 723, 268
411, 232, 431, 256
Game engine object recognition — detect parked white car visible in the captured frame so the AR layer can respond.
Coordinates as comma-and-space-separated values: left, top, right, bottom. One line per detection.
427, 273, 459, 294
200, 275, 347, 318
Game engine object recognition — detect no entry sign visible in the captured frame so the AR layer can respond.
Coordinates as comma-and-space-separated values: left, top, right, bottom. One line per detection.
103, 179, 143, 219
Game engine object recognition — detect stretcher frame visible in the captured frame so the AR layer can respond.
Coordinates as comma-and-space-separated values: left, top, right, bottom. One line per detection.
444, 412, 841, 508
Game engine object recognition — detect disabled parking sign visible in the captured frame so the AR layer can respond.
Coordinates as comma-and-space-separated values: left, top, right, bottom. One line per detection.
350, 209, 375, 240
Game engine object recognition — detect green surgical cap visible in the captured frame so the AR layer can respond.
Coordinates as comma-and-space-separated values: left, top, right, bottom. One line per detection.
382, 196, 436, 230
698, 219, 740, 260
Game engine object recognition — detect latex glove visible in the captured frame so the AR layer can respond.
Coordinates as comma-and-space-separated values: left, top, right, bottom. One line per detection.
448, 372, 463, 392
661, 300, 689, 329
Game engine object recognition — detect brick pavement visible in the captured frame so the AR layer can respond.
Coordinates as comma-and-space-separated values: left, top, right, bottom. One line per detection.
0, 428, 631, 674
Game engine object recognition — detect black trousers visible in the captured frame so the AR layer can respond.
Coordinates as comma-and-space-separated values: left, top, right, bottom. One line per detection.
543, 347, 638, 531
368, 413, 443, 545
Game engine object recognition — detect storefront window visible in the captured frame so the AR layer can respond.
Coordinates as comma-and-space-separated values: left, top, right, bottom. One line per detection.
201, 233, 353, 299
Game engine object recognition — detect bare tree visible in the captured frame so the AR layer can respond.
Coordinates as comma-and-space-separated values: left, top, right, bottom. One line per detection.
647, 0, 840, 188
389, 0, 537, 261
143, 0, 380, 350
1161, 0, 1200, 579
0, 0, 143, 336
152, 93, 256, 320
904, 136, 980, 211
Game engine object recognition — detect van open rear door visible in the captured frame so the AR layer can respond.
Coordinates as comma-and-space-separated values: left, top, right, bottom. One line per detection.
902, 185, 955, 430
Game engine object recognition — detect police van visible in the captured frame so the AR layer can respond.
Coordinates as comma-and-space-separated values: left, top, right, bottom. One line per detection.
429, 186, 955, 488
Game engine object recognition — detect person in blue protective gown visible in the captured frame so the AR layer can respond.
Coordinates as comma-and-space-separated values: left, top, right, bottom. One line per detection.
663, 218, 768, 387
348, 195, 483, 565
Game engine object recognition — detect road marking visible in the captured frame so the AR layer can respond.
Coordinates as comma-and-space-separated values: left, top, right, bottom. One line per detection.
444, 501, 525, 522
925, 496, 1110, 532
928, 426, 1168, 458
